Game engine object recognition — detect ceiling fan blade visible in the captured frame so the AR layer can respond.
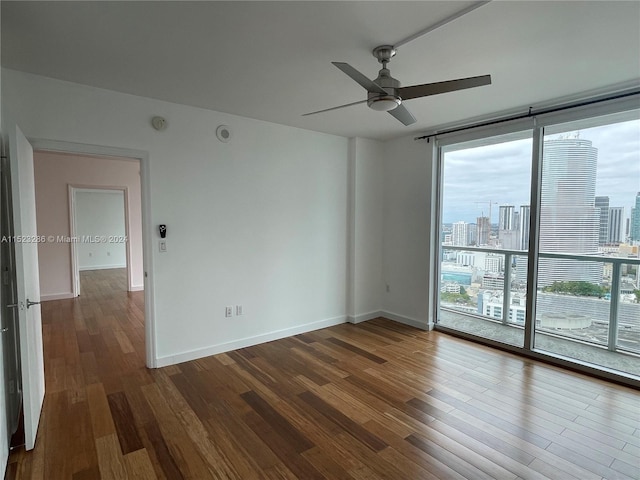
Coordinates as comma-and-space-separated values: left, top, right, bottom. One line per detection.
388, 104, 417, 126
302, 99, 368, 117
398, 74, 491, 101
332, 62, 387, 95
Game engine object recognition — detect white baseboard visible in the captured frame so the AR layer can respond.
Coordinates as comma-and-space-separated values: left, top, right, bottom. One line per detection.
155, 315, 347, 368
129, 285, 144, 292
79, 264, 126, 271
41, 292, 75, 301
347, 310, 383, 324
380, 310, 432, 331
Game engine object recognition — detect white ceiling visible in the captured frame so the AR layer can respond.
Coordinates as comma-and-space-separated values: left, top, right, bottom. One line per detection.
2, 1, 639, 140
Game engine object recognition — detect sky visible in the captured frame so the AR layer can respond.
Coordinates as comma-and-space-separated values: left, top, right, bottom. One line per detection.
441, 118, 640, 225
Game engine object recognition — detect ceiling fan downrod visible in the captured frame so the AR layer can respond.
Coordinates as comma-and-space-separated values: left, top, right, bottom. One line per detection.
368, 45, 402, 111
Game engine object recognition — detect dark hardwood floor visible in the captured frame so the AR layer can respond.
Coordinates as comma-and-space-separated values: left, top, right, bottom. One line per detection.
5, 269, 640, 479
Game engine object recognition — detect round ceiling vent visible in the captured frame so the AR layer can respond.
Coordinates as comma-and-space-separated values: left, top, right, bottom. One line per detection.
216, 125, 232, 143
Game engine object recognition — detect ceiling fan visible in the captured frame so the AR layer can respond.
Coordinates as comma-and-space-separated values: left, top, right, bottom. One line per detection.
303, 45, 491, 126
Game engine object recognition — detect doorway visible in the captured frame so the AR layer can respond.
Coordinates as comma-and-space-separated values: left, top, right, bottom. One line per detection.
2, 133, 156, 463
28, 139, 156, 368
33, 150, 145, 305
31, 139, 157, 368
69, 187, 131, 297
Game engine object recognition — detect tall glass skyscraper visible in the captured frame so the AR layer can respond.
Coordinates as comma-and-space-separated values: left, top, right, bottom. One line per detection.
538, 137, 601, 286
608, 206, 624, 244
631, 192, 640, 242
595, 196, 610, 245
519, 205, 530, 250
498, 205, 515, 230
498, 205, 519, 249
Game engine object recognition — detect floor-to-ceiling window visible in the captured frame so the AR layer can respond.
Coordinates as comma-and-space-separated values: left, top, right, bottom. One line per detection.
533, 113, 640, 377
434, 97, 640, 385
438, 131, 532, 348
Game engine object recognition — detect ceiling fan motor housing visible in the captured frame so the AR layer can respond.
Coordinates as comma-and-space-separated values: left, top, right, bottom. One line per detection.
368, 67, 402, 111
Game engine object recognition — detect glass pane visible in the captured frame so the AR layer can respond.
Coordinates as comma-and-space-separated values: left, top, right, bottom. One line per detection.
535, 115, 640, 378
535, 258, 609, 348
618, 262, 640, 355
438, 133, 532, 348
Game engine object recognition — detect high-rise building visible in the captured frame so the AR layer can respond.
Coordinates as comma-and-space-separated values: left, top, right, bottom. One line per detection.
484, 254, 503, 273
498, 205, 519, 249
477, 216, 490, 246
631, 193, 640, 242
518, 205, 530, 250
500, 230, 520, 250
452, 221, 469, 246
608, 207, 624, 244
595, 196, 610, 245
467, 224, 477, 246
498, 205, 515, 230
538, 137, 601, 286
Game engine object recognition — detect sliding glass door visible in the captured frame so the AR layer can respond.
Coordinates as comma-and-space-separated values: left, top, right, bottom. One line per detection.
435, 101, 640, 384
534, 113, 640, 377
438, 131, 532, 348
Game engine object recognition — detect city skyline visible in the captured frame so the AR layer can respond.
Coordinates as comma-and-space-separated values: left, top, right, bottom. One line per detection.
441, 118, 640, 224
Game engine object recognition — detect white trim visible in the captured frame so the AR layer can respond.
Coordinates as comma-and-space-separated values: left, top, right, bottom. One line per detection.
381, 311, 432, 331
347, 310, 382, 324
68, 185, 79, 297
424, 141, 439, 331
129, 285, 144, 292
156, 315, 347, 367
41, 292, 75, 301
27, 138, 157, 368
78, 264, 127, 271
346, 138, 356, 319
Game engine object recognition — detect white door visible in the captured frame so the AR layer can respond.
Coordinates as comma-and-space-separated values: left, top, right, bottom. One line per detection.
8, 126, 44, 450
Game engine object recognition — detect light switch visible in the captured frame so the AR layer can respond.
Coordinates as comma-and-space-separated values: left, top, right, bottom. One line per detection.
159, 240, 167, 252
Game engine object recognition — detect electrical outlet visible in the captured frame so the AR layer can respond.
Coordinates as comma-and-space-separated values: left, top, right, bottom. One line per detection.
236, 305, 243, 315
225, 306, 233, 317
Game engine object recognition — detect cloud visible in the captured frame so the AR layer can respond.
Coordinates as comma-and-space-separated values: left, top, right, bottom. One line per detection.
443, 138, 532, 223
441, 119, 640, 224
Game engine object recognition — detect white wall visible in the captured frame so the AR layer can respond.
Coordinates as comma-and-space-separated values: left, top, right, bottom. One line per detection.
33, 151, 143, 299
348, 137, 385, 323
381, 135, 436, 329
76, 190, 126, 270
2, 69, 350, 365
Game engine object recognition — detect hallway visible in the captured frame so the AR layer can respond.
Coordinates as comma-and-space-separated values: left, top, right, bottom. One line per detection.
6, 269, 146, 478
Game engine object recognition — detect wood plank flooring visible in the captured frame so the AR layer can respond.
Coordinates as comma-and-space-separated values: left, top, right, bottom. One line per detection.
5, 269, 640, 479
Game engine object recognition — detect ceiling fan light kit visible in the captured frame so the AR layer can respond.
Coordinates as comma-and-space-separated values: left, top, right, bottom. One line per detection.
368, 96, 401, 112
